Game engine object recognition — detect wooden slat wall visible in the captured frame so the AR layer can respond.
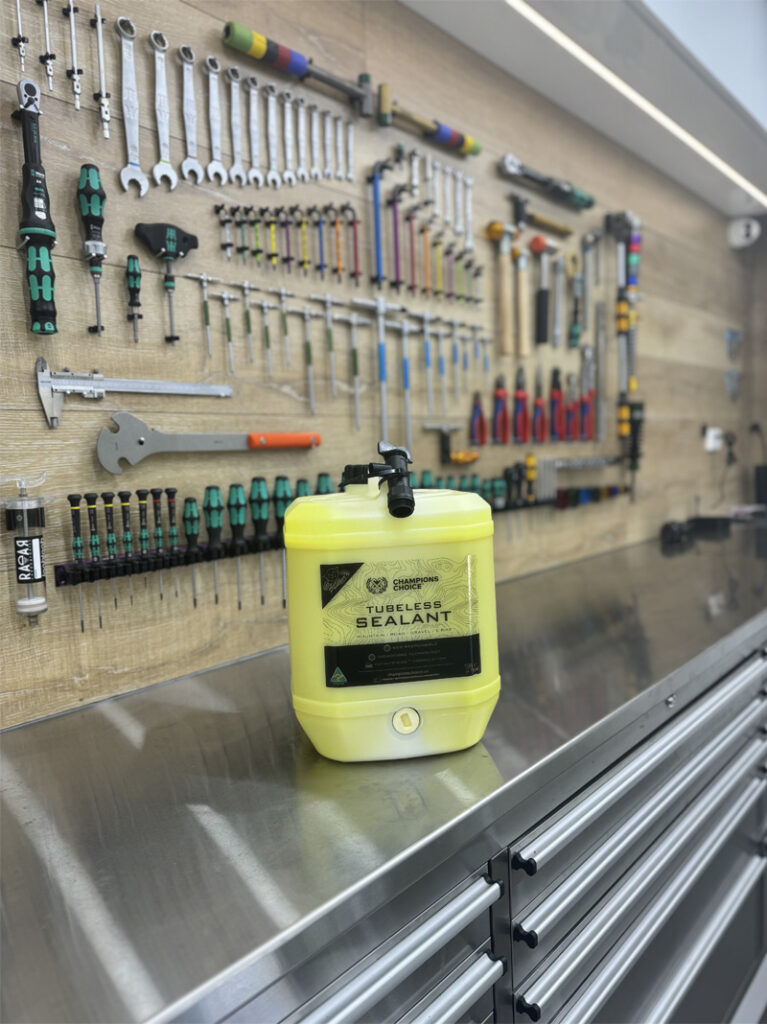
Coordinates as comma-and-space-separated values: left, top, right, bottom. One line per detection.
0, 0, 760, 727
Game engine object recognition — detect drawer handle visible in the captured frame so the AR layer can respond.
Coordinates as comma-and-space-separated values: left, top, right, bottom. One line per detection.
512, 655, 766, 875
407, 953, 505, 1024
516, 753, 766, 1021
299, 877, 501, 1024
515, 700, 766, 947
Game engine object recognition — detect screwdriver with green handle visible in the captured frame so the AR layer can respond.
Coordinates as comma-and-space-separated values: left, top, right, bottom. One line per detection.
315, 472, 333, 495
67, 494, 85, 632
135, 489, 151, 590
150, 488, 165, 600
77, 164, 106, 335
183, 497, 201, 608
125, 255, 142, 343
227, 484, 247, 611
165, 488, 180, 599
83, 493, 103, 629
117, 490, 135, 605
100, 492, 119, 609
273, 476, 292, 609
249, 477, 270, 606
203, 486, 225, 605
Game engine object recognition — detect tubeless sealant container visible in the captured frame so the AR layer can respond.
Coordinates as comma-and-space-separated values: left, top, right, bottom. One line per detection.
286, 442, 500, 762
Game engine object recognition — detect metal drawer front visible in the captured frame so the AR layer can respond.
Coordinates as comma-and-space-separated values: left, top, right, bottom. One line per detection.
512, 655, 766, 875
515, 741, 766, 1022
515, 698, 766, 947
407, 954, 505, 1024
299, 877, 501, 1024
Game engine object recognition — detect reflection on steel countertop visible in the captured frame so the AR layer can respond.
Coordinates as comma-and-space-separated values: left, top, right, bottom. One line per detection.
2, 529, 766, 1023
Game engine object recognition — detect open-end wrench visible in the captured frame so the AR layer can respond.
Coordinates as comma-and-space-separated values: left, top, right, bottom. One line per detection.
265, 84, 281, 189
177, 46, 204, 183
335, 116, 344, 181
309, 104, 322, 180
225, 67, 246, 185
295, 98, 309, 182
148, 31, 178, 190
115, 18, 149, 196
323, 110, 333, 179
245, 77, 264, 186
203, 56, 227, 185
346, 122, 355, 182
280, 91, 297, 186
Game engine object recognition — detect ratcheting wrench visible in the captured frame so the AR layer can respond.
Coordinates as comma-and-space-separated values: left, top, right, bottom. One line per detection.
177, 45, 204, 183
265, 84, 281, 189
246, 76, 263, 186
295, 98, 309, 182
148, 31, 178, 190
335, 116, 344, 181
309, 105, 322, 180
323, 110, 333, 179
203, 56, 227, 185
225, 67, 246, 185
115, 18, 149, 196
281, 91, 297, 186
346, 122, 354, 182
453, 169, 463, 235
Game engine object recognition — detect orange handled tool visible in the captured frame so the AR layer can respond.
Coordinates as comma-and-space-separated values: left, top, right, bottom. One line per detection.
248, 432, 320, 449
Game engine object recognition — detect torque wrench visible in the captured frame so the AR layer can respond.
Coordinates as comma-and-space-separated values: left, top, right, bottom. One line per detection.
346, 122, 355, 182
225, 67, 246, 185
62, 0, 82, 109
11, 0, 27, 72
37, 0, 55, 90
148, 31, 178, 190
36, 358, 231, 428
115, 18, 148, 196
90, 5, 110, 138
245, 76, 264, 186
280, 91, 297, 186
309, 104, 322, 180
97, 413, 320, 473
203, 56, 227, 185
295, 96, 309, 182
323, 110, 333, 178
335, 116, 344, 181
265, 84, 281, 188
177, 46, 204, 183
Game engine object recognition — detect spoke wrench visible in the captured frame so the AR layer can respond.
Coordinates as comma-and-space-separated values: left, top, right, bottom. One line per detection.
115, 18, 149, 196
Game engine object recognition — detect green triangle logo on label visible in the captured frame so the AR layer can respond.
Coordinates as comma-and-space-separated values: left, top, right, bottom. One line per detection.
329, 667, 347, 686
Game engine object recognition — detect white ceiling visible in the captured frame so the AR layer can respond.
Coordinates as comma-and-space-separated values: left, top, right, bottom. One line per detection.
400, 0, 767, 217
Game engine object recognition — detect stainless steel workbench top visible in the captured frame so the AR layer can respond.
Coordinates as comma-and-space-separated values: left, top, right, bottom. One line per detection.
2, 531, 766, 1023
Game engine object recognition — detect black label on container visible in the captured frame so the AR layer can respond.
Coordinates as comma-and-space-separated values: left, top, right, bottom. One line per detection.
320, 562, 364, 608
14, 536, 45, 583
325, 634, 481, 687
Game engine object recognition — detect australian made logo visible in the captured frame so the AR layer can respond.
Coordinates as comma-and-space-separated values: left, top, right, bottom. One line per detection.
365, 576, 388, 594
329, 667, 348, 686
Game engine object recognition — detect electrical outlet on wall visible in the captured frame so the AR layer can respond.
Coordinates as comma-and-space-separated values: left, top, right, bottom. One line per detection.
702, 426, 724, 452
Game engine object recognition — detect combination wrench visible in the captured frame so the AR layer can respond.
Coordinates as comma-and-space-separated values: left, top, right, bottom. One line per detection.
115, 18, 149, 196
295, 97, 309, 182
225, 67, 246, 185
281, 91, 297, 186
148, 31, 178, 190
246, 76, 263, 186
335, 116, 344, 181
453, 169, 464, 236
309, 105, 322, 180
323, 110, 333, 179
177, 45, 204, 183
265, 84, 281, 189
203, 56, 227, 185
443, 163, 452, 227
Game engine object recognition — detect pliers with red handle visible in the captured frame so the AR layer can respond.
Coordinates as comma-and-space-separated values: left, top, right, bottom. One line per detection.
470, 391, 488, 445
532, 366, 547, 443
492, 375, 510, 444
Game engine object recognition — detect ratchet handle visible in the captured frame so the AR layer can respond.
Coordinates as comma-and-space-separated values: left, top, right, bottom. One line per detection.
248, 432, 321, 449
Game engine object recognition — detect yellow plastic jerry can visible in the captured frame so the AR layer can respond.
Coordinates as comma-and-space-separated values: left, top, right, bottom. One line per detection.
286, 443, 500, 762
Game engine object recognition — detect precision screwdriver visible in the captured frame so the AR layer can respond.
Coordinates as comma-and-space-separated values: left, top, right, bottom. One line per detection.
117, 490, 135, 605
135, 489, 151, 590
67, 493, 85, 632
125, 255, 142, 343
183, 497, 201, 608
227, 484, 247, 611
273, 476, 292, 609
83, 492, 103, 628
100, 491, 119, 608
203, 486, 225, 605
150, 488, 166, 600
76, 164, 107, 335
165, 488, 181, 598
249, 477, 269, 606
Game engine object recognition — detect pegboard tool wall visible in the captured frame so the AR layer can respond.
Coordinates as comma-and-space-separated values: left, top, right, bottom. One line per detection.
0, 0, 759, 726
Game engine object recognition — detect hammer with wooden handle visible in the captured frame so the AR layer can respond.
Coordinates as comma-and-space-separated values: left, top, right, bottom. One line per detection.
485, 221, 515, 357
